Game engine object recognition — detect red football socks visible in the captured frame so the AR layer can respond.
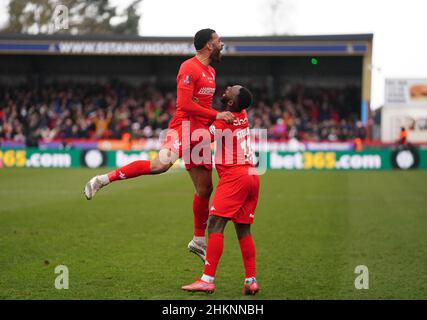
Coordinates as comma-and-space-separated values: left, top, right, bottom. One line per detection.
239, 235, 256, 278
193, 194, 210, 237
203, 233, 224, 277
107, 160, 151, 182
203, 233, 256, 279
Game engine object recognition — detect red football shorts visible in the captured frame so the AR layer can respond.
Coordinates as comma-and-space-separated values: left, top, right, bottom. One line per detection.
210, 169, 260, 224
161, 115, 213, 171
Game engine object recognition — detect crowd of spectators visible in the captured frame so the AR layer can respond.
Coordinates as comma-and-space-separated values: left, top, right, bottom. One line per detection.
0, 81, 366, 146
248, 84, 366, 141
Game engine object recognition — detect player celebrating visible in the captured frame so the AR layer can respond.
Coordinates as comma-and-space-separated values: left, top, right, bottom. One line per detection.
84, 29, 234, 261
182, 85, 260, 295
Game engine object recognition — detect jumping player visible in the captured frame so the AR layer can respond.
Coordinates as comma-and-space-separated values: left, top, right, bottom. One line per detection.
84, 29, 234, 262
182, 85, 260, 295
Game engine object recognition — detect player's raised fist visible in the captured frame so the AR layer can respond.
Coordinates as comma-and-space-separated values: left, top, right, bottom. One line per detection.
216, 111, 235, 124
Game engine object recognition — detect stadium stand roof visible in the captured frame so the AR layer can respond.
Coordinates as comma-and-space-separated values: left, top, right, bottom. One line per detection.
0, 32, 373, 56
0, 32, 373, 42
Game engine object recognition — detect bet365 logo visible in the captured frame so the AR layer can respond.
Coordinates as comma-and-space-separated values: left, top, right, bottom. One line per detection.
0, 150, 26, 168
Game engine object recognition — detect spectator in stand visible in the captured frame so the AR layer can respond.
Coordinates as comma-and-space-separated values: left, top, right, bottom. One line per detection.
93, 109, 113, 139
271, 118, 287, 139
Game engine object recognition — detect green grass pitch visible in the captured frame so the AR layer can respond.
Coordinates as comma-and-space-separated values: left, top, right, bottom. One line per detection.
1, 168, 426, 299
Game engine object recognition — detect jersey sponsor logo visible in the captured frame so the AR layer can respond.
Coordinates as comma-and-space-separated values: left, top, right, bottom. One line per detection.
119, 171, 126, 179
183, 74, 192, 86
233, 117, 249, 126
198, 87, 215, 95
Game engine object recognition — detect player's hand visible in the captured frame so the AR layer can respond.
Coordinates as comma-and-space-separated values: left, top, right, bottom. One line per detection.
216, 111, 235, 124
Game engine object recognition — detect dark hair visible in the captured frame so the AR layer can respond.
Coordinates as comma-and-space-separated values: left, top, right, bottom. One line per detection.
237, 87, 253, 110
194, 29, 216, 50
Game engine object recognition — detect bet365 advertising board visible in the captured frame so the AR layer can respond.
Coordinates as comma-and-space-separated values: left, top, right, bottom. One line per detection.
0, 147, 426, 171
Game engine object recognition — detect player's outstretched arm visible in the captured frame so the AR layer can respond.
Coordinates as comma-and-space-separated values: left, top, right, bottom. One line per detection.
191, 96, 234, 124
177, 87, 218, 119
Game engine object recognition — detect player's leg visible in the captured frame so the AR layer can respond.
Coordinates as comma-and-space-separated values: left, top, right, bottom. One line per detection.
181, 215, 228, 293
234, 174, 260, 295
84, 148, 178, 200
186, 166, 213, 261
235, 223, 259, 295
202, 215, 228, 280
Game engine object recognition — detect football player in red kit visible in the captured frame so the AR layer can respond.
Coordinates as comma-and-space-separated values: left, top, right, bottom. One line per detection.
182, 85, 261, 295
84, 29, 234, 262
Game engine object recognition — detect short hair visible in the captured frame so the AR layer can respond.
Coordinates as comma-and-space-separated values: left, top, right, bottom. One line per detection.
237, 87, 253, 110
194, 29, 216, 51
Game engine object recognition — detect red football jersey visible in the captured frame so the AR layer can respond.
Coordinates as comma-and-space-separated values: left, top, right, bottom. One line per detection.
175, 56, 217, 126
210, 110, 255, 177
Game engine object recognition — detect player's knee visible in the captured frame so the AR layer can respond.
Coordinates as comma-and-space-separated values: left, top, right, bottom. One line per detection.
159, 148, 178, 165
196, 184, 213, 198
208, 216, 225, 234
208, 223, 222, 235
235, 223, 251, 239
237, 230, 251, 240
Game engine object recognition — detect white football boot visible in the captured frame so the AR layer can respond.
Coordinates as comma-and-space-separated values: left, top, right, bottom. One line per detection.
84, 175, 108, 200
188, 240, 207, 263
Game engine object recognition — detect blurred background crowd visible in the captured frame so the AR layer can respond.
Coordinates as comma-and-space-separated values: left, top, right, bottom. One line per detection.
0, 81, 366, 146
